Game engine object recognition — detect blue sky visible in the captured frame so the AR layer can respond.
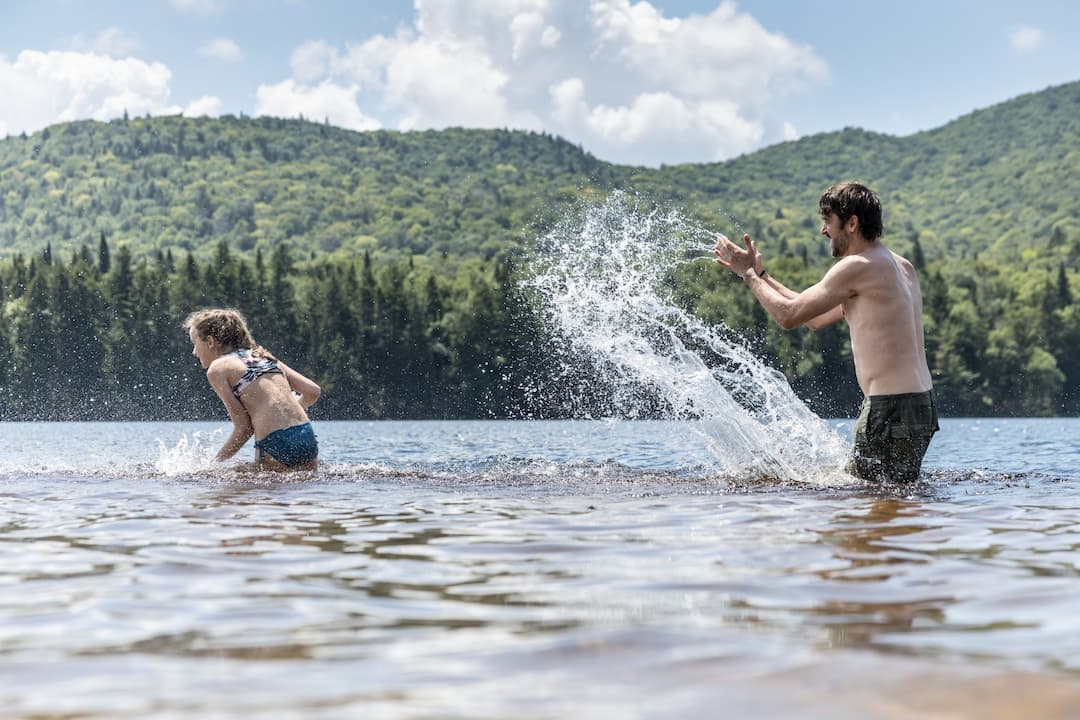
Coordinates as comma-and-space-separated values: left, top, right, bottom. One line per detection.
1, 0, 1076, 166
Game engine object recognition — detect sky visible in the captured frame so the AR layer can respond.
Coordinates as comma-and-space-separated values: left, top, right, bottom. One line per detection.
0, 0, 1077, 167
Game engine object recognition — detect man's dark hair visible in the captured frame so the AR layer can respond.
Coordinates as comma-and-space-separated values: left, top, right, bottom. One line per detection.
819, 182, 883, 240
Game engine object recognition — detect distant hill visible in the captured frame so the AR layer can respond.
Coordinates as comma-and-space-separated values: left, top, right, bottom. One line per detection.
0, 80, 1077, 266
0, 116, 617, 263
642, 79, 1080, 266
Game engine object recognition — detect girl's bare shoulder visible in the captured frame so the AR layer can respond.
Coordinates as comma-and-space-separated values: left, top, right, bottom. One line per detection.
207, 353, 242, 377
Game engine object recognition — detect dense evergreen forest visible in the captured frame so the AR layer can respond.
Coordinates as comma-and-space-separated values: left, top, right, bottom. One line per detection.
0, 81, 1077, 419
0, 240, 573, 421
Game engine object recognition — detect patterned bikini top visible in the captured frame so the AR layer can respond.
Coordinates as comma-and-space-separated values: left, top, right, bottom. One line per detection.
230, 348, 283, 399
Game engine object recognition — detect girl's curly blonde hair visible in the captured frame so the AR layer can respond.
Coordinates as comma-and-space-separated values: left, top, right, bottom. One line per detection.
183, 308, 270, 357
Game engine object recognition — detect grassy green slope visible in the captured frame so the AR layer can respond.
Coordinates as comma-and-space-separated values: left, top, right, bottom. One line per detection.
0, 80, 1076, 266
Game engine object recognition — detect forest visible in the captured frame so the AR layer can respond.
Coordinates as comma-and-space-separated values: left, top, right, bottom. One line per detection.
0, 80, 1077, 419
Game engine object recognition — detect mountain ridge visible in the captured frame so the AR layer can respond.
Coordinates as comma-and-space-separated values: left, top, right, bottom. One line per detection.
0, 79, 1076, 266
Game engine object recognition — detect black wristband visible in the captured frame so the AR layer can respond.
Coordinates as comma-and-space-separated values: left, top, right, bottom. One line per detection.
760, 268, 768, 278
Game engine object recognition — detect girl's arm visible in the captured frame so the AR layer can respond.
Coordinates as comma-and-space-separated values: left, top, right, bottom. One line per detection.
276, 359, 322, 409
206, 363, 254, 461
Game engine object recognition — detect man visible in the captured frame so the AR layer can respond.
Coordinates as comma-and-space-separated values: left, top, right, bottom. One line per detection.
714, 182, 938, 482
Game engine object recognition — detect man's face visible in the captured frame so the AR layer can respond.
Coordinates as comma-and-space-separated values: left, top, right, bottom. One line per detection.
820, 212, 849, 258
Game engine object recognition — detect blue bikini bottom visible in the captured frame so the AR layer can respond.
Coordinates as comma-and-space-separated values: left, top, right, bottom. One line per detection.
255, 423, 318, 468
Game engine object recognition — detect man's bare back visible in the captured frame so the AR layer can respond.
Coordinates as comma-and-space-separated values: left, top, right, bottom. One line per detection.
834, 244, 933, 396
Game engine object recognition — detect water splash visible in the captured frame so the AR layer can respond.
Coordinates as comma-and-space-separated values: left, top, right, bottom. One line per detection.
155, 430, 221, 476
527, 191, 849, 482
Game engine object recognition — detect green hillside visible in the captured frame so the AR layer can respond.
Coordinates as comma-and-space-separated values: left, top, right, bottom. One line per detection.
0, 117, 617, 263
1, 80, 1077, 266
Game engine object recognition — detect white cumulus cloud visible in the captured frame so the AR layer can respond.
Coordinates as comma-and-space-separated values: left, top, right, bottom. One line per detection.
1010, 25, 1045, 55
380, 38, 541, 130
590, 1, 826, 104
583, 90, 763, 163
184, 95, 223, 117
509, 11, 562, 60
0, 50, 182, 136
550, 76, 588, 126
254, 79, 381, 131
265, 0, 828, 165
290, 40, 339, 84
199, 37, 243, 62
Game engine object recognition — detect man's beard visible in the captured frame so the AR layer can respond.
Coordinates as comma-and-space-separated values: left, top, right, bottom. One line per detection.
830, 229, 849, 258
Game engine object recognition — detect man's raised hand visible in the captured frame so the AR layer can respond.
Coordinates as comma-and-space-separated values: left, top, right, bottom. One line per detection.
714, 233, 760, 278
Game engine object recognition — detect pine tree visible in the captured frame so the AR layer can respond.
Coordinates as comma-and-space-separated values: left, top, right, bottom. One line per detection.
14, 271, 59, 416
1057, 261, 1072, 307
911, 236, 926, 270
98, 231, 111, 274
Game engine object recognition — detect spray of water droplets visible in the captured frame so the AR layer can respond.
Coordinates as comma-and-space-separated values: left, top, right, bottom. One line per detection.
155, 430, 221, 476
526, 191, 849, 482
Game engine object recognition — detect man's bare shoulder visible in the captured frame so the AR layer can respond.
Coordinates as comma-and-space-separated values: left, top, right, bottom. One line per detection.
823, 253, 873, 283
845, 245, 911, 275
811, 256, 872, 306
886, 249, 921, 282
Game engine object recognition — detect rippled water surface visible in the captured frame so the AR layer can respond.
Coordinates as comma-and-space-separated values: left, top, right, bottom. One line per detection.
1, 418, 1079, 719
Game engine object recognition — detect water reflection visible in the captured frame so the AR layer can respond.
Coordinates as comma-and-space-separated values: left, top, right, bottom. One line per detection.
819, 499, 935, 579
807, 499, 951, 653
3, 453, 1080, 717
796, 496, 1080, 668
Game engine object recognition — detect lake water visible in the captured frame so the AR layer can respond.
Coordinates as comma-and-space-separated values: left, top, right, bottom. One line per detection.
1, 418, 1079, 719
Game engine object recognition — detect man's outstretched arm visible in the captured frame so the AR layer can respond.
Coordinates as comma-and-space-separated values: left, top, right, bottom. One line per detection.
715, 233, 847, 330
743, 268, 847, 330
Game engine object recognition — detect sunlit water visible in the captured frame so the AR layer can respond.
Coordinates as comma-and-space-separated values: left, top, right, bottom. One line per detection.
1, 418, 1079, 719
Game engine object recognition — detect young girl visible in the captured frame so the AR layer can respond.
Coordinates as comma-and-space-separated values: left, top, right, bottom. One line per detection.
184, 308, 321, 471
